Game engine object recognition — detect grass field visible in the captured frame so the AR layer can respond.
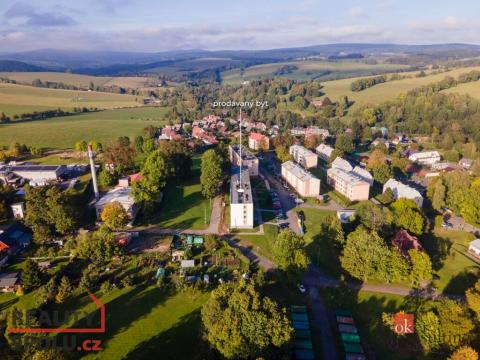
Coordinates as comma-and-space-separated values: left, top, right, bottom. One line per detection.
152, 157, 211, 230
222, 60, 408, 84
0, 106, 170, 148
423, 228, 479, 295
0, 82, 140, 116
80, 288, 209, 360
0, 72, 156, 90
320, 66, 480, 112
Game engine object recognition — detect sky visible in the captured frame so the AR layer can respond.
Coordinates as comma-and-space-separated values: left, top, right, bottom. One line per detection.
1, 0, 480, 53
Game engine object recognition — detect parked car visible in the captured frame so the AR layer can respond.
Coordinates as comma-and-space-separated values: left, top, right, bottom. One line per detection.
297, 284, 306, 293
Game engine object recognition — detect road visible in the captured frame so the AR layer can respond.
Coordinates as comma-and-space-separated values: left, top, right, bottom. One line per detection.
261, 153, 300, 234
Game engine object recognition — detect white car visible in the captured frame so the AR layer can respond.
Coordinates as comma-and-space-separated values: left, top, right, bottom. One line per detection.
297, 284, 306, 293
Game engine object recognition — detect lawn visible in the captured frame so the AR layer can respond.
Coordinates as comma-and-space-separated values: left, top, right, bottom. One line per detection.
320, 65, 480, 113
153, 157, 211, 230
0, 106, 171, 149
422, 228, 479, 295
0, 82, 140, 116
222, 60, 408, 84
298, 208, 339, 275
79, 287, 210, 360
234, 224, 279, 261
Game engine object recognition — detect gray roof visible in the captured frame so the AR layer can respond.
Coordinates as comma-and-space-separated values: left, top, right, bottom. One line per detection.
469, 239, 480, 250
230, 168, 253, 204
0, 272, 19, 288
282, 161, 317, 182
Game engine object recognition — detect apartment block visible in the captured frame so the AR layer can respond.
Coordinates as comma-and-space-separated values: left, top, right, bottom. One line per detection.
230, 168, 254, 229
326, 167, 370, 201
281, 161, 320, 197
289, 145, 318, 169
229, 145, 259, 177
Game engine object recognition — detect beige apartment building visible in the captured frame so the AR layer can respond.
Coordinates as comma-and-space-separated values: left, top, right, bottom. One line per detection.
281, 161, 320, 197
326, 167, 370, 201
289, 145, 318, 169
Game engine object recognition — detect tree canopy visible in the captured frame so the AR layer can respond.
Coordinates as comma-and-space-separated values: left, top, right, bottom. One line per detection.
201, 280, 293, 359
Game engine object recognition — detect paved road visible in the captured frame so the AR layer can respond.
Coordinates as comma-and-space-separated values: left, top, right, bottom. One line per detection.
302, 264, 460, 300
307, 287, 339, 360
446, 213, 480, 234
261, 154, 300, 234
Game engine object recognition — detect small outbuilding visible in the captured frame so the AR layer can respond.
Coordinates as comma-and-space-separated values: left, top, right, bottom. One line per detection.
468, 239, 480, 260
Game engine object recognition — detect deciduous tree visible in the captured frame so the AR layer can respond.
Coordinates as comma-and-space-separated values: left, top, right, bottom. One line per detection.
201, 280, 293, 359
101, 202, 129, 229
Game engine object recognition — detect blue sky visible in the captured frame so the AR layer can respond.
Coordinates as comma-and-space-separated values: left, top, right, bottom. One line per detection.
1, 0, 479, 52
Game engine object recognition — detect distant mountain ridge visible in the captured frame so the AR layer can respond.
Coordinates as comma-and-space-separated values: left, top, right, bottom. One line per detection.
1, 43, 480, 76
0, 60, 47, 73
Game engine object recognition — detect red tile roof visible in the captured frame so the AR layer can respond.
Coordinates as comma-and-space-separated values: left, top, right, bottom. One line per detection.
392, 230, 423, 257
249, 132, 266, 141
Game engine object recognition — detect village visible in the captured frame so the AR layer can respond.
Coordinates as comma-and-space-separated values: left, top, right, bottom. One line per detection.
0, 105, 480, 359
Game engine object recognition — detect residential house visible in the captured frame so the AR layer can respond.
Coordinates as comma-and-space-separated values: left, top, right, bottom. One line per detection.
192, 126, 218, 145
383, 179, 424, 207
289, 145, 318, 169
408, 151, 441, 166
0, 222, 32, 256
281, 161, 320, 197
95, 186, 138, 223
248, 132, 270, 151
316, 144, 334, 161
392, 230, 424, 257
468, 239, 480, 260
0, 272, 20, 292
180, 259, 196, 268
229, 145, 259, 177
311, 97, 332, 108
459, 158, 474, 170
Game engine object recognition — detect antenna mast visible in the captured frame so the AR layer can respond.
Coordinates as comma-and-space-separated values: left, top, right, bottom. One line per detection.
239, 108, 242, 186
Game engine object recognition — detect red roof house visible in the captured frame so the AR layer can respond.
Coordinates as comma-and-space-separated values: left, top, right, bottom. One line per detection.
392, 230, 424, 257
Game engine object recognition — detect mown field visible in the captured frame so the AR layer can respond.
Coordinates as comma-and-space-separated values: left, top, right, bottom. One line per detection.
0, 107, 170, 149
221, 60, 408, 84
0, 82, 141, 116
320, 66, 480, 111
0, 72, 156, 89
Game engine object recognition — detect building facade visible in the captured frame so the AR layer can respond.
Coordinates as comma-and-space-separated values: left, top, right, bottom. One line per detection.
316, 144, 334, 161
230, 168, 254, 229
281, 161, 320, 197
248, 132, 270, 150
408, 151, 441, 166
326, 167, 370, 201
289, 145, 318, 169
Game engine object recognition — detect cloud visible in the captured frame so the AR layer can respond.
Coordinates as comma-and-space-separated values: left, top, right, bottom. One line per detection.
347, 7, 365, 18
93, 0, 133, 12
4, 2, 76, 27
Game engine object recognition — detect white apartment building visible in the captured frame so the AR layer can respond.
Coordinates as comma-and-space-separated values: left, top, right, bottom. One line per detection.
316, 144, 334, 161
327, 167, 370, 201
289, 145, 318, 169
281, 161, 320, 197
383, 179, 424, 207
408, 151, 441, 166
230, 168, 254, 229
